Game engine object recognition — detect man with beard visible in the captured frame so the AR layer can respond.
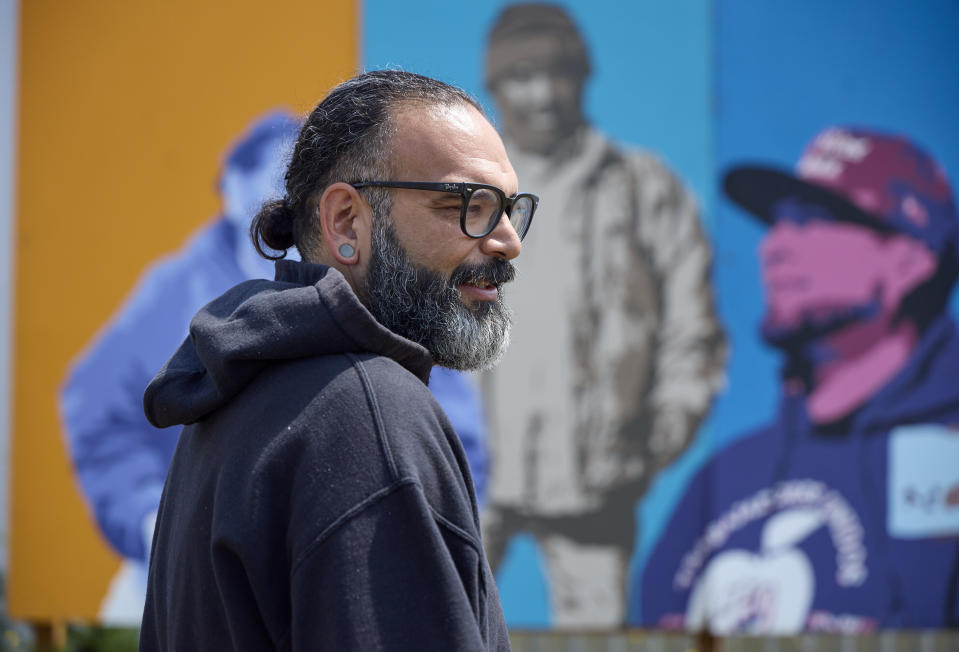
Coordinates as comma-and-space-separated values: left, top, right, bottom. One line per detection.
139, 70, 536, 651
480, 3, 725, 626
60, 110, 491, 625
641, 127, 959, 634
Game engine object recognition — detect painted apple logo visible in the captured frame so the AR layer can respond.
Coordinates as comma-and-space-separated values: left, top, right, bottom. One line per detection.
685, 508, 823, 634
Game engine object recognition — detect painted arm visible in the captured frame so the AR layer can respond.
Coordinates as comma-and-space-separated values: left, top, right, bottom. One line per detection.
60, 264, 194, 562
428, 366, 489, 506
630, 154, 727, 468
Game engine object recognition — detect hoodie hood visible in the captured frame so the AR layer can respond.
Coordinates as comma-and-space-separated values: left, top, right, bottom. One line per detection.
144, 260, 433, 428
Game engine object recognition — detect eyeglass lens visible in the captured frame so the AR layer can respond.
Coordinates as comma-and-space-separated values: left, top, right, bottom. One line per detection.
464, 188, 533, 238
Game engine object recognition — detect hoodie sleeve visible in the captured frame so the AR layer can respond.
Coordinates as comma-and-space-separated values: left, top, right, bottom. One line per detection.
285, 481, 495, 651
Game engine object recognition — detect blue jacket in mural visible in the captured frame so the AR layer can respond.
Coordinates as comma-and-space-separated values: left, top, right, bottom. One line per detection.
640, 313, 959, 633
60, 218, 489, 564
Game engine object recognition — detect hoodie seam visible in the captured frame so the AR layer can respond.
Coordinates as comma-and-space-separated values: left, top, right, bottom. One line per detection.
279, 478, 416, 650
428, 503, 482, 550
289, 478, 416, 577
279, 477, 483, 649
347, 352, 399, 480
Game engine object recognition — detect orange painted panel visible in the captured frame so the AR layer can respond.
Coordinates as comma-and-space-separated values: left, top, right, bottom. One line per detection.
11, 0, 357, 620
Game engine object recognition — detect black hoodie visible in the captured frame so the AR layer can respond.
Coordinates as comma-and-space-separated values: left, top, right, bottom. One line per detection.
139, 261, 510, 651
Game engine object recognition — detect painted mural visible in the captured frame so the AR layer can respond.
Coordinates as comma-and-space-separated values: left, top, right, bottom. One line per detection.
478, 4, 723, 627
367, 0, 959, 633
59, 113, 300, 623
11, 1, 358, 621
12, 0, 959, 634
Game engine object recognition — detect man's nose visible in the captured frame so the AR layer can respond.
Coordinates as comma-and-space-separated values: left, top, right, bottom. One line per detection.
480, 212, 523, 261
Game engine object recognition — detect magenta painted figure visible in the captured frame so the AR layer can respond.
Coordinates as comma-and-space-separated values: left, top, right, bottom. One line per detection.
641, 127, 959, 634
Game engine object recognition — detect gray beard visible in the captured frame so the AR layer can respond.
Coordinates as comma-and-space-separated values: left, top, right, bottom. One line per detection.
365, 217, 515, 371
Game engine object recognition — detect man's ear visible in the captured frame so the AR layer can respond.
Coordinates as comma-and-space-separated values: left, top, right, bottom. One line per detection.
883, 235, 937, 310
319, 182, 368, 265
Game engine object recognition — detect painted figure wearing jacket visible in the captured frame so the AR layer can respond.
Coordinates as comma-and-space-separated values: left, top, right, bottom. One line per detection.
481, 4, 725, 625
642, 127, 959, 633
643, 313, 959, 632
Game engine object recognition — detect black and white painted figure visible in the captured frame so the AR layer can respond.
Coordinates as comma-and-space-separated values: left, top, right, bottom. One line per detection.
481, 2, 726, 626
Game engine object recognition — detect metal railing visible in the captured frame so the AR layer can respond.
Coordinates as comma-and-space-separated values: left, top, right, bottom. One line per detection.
508, 630, 959, 652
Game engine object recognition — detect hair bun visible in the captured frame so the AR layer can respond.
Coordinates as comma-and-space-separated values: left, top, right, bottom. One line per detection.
250, 199, 295, 260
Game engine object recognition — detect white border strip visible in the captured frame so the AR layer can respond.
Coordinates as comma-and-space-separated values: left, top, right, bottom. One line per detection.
0, 0, 20, 570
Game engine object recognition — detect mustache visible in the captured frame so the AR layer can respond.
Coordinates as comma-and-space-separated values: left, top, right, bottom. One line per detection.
450, 258, 516, 287
761, 296, 882, 350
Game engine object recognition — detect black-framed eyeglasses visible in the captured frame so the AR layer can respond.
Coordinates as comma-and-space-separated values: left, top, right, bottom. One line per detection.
350, 181, 538, 241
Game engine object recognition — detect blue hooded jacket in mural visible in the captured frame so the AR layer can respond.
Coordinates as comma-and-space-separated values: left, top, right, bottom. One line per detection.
640, 313, 959, 633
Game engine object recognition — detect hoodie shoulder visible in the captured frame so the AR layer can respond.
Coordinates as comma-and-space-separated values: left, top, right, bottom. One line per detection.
144, 262, 432, 429
349, 355, 479, 536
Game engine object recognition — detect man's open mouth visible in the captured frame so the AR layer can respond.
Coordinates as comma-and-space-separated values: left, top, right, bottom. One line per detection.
457, 280, 499, 302
450, 259, 515, 303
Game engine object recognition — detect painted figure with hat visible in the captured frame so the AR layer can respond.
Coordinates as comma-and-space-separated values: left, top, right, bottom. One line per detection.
640, 126, 959, 633
480, 2, 725, 626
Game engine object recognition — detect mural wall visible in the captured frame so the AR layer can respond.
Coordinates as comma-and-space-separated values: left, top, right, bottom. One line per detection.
366, 0, 716, 627
635, 1, 959, 633
368, 0, 959, 632
8, 0, 959, 634
10, 0, 357, 621
642, 126, 959, 633
479, 5, 723, 628
59, 112, 301, 623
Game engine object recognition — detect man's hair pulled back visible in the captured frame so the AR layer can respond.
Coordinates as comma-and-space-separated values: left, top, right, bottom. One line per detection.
251, 70, 483, 260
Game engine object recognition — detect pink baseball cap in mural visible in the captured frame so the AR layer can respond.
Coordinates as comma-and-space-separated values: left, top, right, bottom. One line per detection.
724, 127, 959, 256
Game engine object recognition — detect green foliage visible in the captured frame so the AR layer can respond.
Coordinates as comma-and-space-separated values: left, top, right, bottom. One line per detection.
64, 625, 139, 652
0, 625, 30, 652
